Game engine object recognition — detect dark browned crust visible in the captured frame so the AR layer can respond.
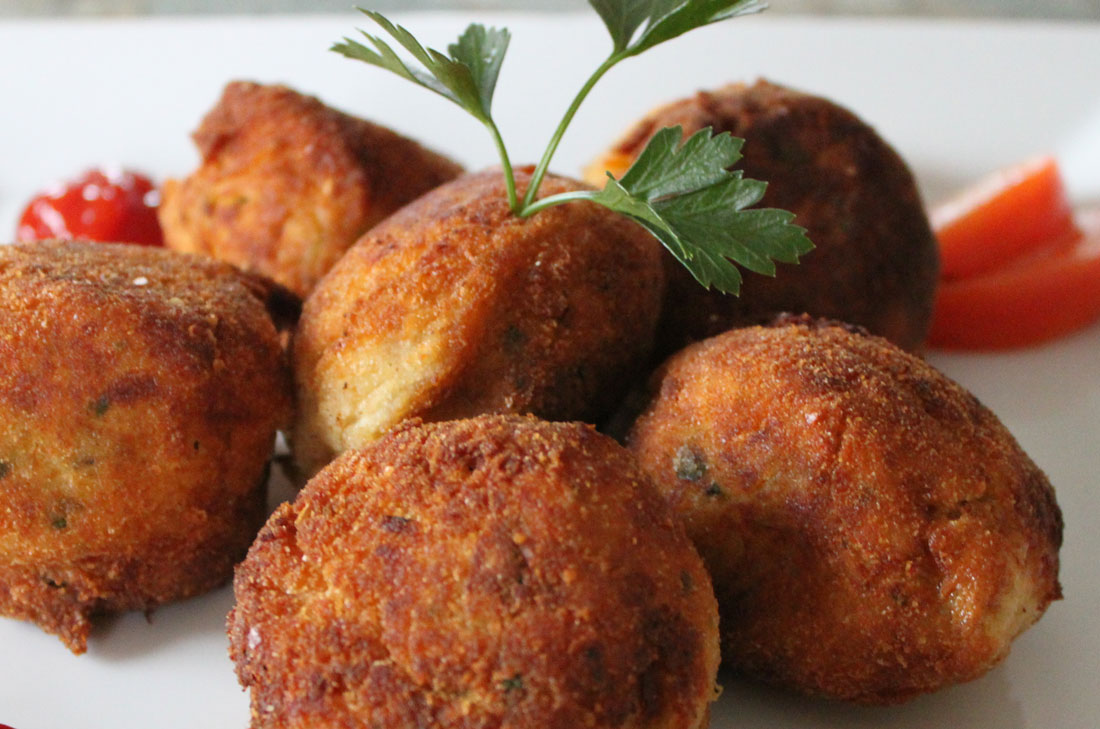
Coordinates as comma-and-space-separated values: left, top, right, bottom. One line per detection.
587, 79, 940, 354
159, 81, 464, 297
627, 317, 1063, 703
292, 168, 665, 473
230, 415, 720, 729
0, 240, 293, 653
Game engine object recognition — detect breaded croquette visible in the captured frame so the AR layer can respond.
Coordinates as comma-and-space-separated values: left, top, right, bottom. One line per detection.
159, 81, 463, 297
291, 168, 665, 476
229, 415, 720, 729
0, 240, 292, 653
627, 316, 1062, 703
586, 80, 939, 354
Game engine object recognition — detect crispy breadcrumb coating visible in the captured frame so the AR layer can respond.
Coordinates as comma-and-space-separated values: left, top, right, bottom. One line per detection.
159, 81, 463, 297
0, 240, 292, 653
627, 316, 1062, 703
292, 168, 665, 476
586, 79, 939, 354
230, 415, 720, 729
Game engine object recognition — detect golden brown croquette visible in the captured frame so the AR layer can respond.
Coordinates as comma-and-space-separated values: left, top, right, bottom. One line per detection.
586, 79, 940, 354
627, 316, 1062, 703
159, 81, 464, 297
230, 415, 720, 729
0, 240, 293, 653
291, 168, 665, 476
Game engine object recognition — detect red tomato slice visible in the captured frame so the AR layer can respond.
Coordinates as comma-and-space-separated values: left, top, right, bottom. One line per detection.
933, 156, 1080, 280
929, 209, 1100, 350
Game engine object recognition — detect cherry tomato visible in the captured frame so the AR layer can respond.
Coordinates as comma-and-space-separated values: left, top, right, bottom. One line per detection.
16, 168, 164, 247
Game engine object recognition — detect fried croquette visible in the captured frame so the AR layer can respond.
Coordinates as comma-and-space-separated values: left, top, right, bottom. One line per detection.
586, 79, 939, 354
0, 240, 293, 653
627, 316, 1063, 703
159, 81, 464, 298
291, 168, 665, 476
229, 415, 720, 729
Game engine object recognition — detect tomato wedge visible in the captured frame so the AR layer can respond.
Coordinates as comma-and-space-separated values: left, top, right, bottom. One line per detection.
929, 209, 1100, 350
933, 156, 1080, 280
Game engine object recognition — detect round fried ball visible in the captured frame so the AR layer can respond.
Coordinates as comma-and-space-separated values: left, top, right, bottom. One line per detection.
0, 240, 292, 654
230, 415, 719, 729
586, 79, 939, 354
292, 168, 665, 476
159, 81, 464, 298
627, 316, 1063, 703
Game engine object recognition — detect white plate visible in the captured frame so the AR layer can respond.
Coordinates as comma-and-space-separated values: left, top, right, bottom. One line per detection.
1, 11, 1098, 729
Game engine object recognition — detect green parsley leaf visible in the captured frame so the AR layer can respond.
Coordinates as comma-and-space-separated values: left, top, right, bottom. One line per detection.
616, 124, 741, 199
591, 126, 813, 293
588, 0, 676, 52
591, 0, 767, 57
332, 11, 510, 124
447, 24, 511, 120
334, 10, 518, 207
335, 3, 811, 295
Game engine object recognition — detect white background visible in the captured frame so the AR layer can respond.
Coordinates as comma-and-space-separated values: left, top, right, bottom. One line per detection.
1, 12, 1098, 729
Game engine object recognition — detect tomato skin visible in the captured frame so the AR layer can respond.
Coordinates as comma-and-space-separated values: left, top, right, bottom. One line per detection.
927, 157, 1100, 351
933, 156, 1079, 280
929, 212, 1100, 351
16, 168, 164, 247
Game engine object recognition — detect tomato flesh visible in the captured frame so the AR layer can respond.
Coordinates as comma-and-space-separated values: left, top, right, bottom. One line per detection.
929, 209, 1100, 350
16, 168, 164, 247
933, 156, 1079, 280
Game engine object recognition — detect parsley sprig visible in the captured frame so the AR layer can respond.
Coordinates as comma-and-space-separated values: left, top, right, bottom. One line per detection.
333, 16, 517, 208
332, 0, 812, 294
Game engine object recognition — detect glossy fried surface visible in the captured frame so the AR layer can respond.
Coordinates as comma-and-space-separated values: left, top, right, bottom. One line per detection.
292, 168, 665, 476
159, 81, 463, 297
586, 79, 939, 354
627, 316, 1063, 703
0, 240, 292, 653
230, 415, 719, 729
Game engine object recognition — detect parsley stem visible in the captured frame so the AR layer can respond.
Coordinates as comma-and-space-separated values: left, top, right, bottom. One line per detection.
516, 189, 596, 218
518, 53, 622, 213
485, 119, 519, 212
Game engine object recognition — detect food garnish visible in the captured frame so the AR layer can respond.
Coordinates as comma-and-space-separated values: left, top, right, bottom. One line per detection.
16, 167, 164, 247
929, 209, 1100, 350
928, 157, 1100, 350
333, 0, 812, 294
933, 156, 1080, 280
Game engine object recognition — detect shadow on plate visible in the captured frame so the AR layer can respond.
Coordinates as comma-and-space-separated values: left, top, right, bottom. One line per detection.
713, 664, 1025, 729
88, 584, 237, 662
